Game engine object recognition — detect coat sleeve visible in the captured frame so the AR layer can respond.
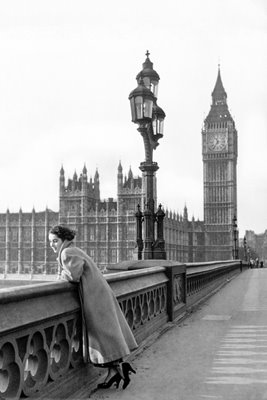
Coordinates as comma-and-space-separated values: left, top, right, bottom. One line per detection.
60, 249, 84, 282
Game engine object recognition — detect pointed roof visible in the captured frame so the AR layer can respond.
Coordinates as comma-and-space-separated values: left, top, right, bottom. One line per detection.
94, 168, 99, 180
211, 66, 227, 105
183, 204, 188, 221
128, 166, 133, 179
205, 66, 233, 124
82, 164, 87, 175
118, 160, 123, 173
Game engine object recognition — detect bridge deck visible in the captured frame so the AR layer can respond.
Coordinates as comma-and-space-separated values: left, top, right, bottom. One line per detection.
81, 268, 267, 400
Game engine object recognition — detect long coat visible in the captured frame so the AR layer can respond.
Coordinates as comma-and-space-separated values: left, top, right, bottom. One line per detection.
58, 240, 138, 365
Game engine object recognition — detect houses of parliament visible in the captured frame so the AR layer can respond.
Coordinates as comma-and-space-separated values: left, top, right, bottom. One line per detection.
0, 63, 241, 274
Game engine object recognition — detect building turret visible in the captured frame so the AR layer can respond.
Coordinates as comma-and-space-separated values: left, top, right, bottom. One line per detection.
128, 166, 133, 180
128, 166, 134, 189
82, 164, 88, 192
117, 161, 123, 193
82, 164, 87, 176
183, 205, 188, 221
60, 165, 65, 194
72, 171, 78, 191
94, 169, 100, 200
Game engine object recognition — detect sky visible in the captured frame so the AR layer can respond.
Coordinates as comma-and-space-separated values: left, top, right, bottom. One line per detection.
0, 0, 266, 237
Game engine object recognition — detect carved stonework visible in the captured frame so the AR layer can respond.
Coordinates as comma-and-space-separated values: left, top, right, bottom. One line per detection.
173, 274, 184, 305
119, 284, 167, 332
0, 314, 83, 399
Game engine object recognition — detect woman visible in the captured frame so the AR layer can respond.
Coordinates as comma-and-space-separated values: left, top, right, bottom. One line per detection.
49, 225, 137, 390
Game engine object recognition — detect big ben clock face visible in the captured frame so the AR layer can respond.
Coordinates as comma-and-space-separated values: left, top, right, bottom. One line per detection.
208, 133, 227, 152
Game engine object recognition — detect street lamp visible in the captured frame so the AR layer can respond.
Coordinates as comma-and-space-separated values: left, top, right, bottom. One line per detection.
129, 51, 166, 260
129, 78, 154, 126
243, 236, 247, 262
247, 247, 251, 266
232, 215, 239, 259
136, 51, 160, 98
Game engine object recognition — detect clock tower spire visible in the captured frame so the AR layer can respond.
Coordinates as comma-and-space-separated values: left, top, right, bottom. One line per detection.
211, 65, 227, 105
202, 67, 238, 261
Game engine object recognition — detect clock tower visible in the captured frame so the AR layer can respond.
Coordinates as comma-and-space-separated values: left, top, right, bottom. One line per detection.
202, 67, 238, 261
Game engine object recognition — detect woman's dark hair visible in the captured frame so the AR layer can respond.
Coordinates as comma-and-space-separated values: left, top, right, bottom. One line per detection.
49, 225, 76, 241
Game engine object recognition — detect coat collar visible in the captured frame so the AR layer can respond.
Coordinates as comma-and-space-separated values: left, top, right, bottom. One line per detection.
57, 240, 74, 266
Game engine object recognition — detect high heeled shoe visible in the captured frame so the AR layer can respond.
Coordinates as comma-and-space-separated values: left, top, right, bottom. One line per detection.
122, 362, 136, 390
97, 372, 122, 389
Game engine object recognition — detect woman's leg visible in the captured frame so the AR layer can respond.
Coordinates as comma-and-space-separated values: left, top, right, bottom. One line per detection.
111, 360, 124, 379
98, 360, 136, 390
121, 361, 136, 390
96, 359, 124, 389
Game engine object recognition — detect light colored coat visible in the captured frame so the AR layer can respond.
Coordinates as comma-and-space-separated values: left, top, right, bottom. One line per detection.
58, 240, 138, 365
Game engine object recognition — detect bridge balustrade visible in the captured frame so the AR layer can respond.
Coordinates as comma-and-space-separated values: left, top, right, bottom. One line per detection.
186, 260, 242, 306
0, 260, 242, 399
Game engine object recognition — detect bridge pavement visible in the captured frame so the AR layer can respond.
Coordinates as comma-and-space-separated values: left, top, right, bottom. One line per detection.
84, 268, 267, 400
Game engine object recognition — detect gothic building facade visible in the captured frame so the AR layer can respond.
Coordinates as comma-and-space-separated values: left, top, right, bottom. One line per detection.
0, 67, 238, 274
0, 163, 199, 273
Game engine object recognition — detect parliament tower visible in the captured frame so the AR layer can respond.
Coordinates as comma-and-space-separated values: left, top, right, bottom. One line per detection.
202, 67, 238, 260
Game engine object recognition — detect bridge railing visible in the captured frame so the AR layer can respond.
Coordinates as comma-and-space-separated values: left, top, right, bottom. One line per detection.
186, 260, 243, 306
0, 260, 243, 399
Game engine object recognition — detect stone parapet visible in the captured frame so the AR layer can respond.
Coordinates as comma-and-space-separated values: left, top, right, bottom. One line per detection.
0, 260, 243, 399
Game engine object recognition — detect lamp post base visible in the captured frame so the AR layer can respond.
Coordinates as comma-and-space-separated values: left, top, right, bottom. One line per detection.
153, 240, 167, 260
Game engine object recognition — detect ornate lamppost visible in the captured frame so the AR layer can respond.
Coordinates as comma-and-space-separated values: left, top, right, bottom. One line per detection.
247, 247, 251, 266
243, 236, 247, 262
129, 51, 166, 260
232, 215, 239, 259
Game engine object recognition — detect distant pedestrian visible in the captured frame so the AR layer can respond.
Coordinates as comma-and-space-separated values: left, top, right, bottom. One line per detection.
49, 225, 137, 390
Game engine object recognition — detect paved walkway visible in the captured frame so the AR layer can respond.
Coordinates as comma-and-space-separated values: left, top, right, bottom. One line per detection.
87, 269, 267, 400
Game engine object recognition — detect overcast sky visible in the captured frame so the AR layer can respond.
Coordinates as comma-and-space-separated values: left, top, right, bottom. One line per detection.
0, 0, 266, 237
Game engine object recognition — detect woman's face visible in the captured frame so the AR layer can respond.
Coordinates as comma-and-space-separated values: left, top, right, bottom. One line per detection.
49, 233, 63, 255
